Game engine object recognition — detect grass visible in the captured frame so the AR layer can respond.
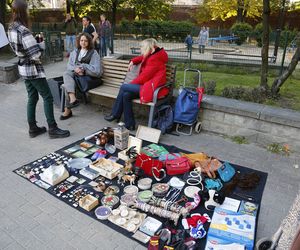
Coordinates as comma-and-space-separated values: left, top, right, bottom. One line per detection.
175, 66, 300, 111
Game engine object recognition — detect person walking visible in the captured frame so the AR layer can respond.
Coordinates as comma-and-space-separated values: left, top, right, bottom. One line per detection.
198, 26, 208, 53
98, 14, 111, 57
7, 0, 70, 139
64, 13, 77, 57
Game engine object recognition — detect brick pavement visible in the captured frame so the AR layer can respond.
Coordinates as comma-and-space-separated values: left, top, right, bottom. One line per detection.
0, 59, 299, 249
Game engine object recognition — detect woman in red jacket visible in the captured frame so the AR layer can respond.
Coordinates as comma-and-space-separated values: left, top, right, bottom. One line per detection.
105, 38, 168, 130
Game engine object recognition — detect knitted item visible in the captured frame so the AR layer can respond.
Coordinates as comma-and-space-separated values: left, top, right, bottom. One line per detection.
182, 213, 208, 230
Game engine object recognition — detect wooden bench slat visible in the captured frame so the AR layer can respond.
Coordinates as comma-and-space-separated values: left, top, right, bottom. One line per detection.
102, 72, 126, 79
103, 66, 128, 72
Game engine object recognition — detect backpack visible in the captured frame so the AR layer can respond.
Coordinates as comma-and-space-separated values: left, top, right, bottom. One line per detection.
153, 105, 174, 134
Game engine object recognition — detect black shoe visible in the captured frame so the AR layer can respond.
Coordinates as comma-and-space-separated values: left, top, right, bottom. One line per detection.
48, 126, 70, 139
60, 110, 73, 120
68, 100, 80, 109
126, 125, 135, 131
104, 114, 119, 122
29, 126, 47, 138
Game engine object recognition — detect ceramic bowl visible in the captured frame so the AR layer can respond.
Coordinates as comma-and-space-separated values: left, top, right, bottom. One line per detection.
95, 206, 112, 220
137, 190, 153, 203
123, 185, 139, 195
138, 178, 152, 190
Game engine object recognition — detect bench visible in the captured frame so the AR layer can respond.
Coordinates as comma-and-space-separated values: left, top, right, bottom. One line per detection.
208, 36, 239, 46
63, 58, 176, 127
212, 52, 276, 63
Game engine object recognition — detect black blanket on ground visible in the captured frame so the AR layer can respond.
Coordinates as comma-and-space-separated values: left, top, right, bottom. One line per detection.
13, 136, 268, 249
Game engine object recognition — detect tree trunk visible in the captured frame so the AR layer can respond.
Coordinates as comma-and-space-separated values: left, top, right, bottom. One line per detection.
0, 0, 6, 26
237, 0, 244, 22
260, 0, 271, 91
66, 0, 71, 13
111, 0, 117, 54
271, 33, 300, 94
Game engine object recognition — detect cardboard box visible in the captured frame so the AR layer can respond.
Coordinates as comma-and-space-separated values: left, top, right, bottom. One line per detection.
90, 158, 123, 179
79, 194, 99, 211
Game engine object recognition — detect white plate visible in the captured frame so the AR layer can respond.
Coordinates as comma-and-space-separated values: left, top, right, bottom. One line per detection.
116, 217, 126, 225
68, 158, 92, 169
184, 186, 201, 198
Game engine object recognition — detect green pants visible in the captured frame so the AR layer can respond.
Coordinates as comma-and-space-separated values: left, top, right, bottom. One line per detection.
24, 78, 56, 126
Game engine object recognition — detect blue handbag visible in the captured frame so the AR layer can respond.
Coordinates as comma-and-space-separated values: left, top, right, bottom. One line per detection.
205, 178, 223, 191
217, 162, 236, 182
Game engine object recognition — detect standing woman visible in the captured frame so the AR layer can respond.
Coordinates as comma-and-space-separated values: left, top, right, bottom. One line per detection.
198, 26, 208, 53
98, 14, 111, 57
7, 0, 70, 138
104, 38, 168, 130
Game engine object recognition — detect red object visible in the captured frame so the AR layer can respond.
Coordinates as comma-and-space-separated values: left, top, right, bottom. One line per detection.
182, 214, 208, 229
196, 87, 204, 107
135, 154, 164, 177
130, 48, 169, 103
165, 155, 191, 175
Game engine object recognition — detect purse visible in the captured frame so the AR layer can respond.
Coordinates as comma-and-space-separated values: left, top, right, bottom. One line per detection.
74, 75, 101, 93
135, 154, 164, 178
165, 154, 191, 175
217, 162, 236, 182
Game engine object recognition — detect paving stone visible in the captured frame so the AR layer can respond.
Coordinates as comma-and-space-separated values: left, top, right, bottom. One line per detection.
0, 229, 14, 249
8, 226, 37, 248
30, 224, 56, 244
68, 235, 97, 250
4, 241, 25, 250
14, 213, 40, 231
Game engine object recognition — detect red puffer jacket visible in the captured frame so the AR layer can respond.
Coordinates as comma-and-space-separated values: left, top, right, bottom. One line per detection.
130, 47, 169, 103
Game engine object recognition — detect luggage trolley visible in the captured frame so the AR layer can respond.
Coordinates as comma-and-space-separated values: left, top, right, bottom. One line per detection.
174, 69, 204, 136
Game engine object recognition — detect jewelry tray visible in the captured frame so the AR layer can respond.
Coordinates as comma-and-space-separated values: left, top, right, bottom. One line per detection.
89, 158, 123, 180
108, 206, 147, 233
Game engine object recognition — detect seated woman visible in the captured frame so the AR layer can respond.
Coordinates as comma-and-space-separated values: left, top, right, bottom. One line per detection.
104, 38, 168, 130
61, 32, 102, 120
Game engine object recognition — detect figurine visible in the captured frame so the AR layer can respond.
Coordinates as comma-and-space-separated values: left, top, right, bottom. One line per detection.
124, 161, 133, 174
122, 174, 136, 185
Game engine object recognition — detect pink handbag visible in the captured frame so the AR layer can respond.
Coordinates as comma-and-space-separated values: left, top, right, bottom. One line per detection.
165, 154, 191, 175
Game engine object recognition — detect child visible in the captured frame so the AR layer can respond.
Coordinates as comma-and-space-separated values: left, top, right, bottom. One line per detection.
185, 34, 193, 52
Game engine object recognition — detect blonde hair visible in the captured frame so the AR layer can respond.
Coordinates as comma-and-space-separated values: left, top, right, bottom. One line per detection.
140, 38, 158, 56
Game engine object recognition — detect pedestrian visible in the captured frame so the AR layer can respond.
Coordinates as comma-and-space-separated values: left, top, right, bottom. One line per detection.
198, 26, 208, 53
184, 33, 193, 52
0, 23, 9, 48
82, 16, 98, 46
64, 13, 77, 57
7, 0, 70, 138
98, 14, 111, 57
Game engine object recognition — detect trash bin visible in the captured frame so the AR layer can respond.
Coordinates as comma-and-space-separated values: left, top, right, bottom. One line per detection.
47, 76, 63, 107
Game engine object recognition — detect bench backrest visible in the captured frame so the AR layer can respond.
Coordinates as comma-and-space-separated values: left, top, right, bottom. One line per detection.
102, 58, 176, 88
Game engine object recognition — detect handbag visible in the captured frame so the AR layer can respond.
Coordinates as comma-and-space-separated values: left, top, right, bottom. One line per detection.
135, 154, 164, 178
152, 105, 174, 134
165, 154, 191, 175
159, 153, 181, 162
217, 162, 236, 182
124, 63, 141, 83
74, 75, 101, 93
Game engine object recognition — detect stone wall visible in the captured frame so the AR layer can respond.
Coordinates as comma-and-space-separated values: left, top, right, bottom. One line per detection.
200, 95, 300, 152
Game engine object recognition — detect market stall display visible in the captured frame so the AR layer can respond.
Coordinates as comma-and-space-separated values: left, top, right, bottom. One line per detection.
13, 127, 268, 249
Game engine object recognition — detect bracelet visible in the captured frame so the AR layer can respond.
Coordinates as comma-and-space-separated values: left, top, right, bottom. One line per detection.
187, 178, 201, 186
189, 170, 200, 178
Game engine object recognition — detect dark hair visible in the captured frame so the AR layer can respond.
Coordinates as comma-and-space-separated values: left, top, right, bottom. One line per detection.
76, 33, 94, 50
11, 0, 28, 27
82, 16, 91, 24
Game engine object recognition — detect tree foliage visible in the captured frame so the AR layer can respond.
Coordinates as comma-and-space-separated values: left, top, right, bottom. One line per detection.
124, 0, 173, 20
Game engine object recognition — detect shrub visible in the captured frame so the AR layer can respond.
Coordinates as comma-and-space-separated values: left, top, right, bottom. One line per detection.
279, 29, 298, 48
221, 86, 266, 103
231, 22, 253, 45
253, 23, 264, 47
204, 80, 216, 95
118, 19, 193, 42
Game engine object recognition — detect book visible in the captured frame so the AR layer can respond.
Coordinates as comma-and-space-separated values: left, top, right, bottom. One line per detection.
141, 144, 169, 158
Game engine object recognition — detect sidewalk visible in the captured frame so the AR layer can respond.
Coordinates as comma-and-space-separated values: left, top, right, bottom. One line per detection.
0, 59, 299, 249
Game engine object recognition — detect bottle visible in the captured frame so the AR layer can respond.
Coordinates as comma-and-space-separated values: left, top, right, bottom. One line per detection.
114, 122, 129, 150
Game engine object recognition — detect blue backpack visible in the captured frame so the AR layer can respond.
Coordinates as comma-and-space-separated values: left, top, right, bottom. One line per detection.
153, 105, 174, 134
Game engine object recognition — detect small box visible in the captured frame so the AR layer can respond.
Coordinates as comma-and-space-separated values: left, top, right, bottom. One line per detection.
118, 136, 142, 162
136, 125, 161, 143
114, 125, 129, 150
89, 158, 123, 179
79, 194, 99, 211
79, 167, 100, 180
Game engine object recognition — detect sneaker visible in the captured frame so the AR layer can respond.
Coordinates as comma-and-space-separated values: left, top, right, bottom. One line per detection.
48, 126, 70, 139
29, 126, 47, 138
